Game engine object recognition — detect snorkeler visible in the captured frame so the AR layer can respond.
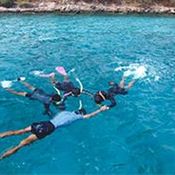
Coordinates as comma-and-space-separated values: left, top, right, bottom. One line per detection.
94, 76, 136, 108
94, 90, 117, 108
50, 71, 81, 98
0, 105, 109, 160
108, 76, 136, 96
3, 77, 63, 116
36, 66, 92, 101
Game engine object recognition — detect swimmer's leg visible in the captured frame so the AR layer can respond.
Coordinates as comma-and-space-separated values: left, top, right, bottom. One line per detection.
50, 73, 57, 85
0, 134, 38, 160
119, 76, 125, 88
63, 75, 70, 82
0, 126, 31, 138
19, 81, 35, 91
4, 88, 27, 97
125, 79, 136, 90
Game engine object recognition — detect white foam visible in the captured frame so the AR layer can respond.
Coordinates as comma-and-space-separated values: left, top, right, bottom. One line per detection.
115, 64, 147, 79
31, 70, 55, 78
19, 77, 26, 81
31, 70, 43, 76
115, 63, 161, 82
154, 76, 160, 81
68, 68, 76, 74
31, 70, 44, 76
133, 66, 147, 79
115, 66, 123, 72
1, 80, 13, 88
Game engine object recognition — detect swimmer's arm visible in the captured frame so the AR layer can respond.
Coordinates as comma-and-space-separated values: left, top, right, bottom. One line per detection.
43, 104, 53, 117
108, 97, 117, 108
125, 79, 136, 90
83, 106, 109, 119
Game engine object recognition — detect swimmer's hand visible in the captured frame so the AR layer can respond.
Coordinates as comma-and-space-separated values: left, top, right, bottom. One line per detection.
100, 105, 109, 111
43, 110, 53, 117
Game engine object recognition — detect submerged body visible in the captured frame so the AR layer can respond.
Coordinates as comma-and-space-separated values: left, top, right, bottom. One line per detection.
4, 79, 62, 116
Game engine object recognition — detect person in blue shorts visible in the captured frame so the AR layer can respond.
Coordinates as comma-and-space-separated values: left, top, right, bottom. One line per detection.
0, 105, 109, 160
4, 77, 63, 116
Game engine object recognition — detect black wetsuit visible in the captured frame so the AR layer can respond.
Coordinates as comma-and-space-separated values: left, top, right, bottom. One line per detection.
54, 80, 79, 107
94, 91, 116, 108
26, 88, 53, 116
55, 80, 75, 94
108, 83, 128, 96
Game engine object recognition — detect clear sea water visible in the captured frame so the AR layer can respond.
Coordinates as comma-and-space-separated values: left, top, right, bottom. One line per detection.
0, 13, 175, 175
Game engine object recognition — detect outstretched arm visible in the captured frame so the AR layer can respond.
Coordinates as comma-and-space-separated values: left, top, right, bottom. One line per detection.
43, 104, 53, 117
83, 106, 109, 119
108, 96, 117, 108
0, 134, 38, 160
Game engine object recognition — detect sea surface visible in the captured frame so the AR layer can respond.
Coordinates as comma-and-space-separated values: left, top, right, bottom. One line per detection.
0, 13, 175, 175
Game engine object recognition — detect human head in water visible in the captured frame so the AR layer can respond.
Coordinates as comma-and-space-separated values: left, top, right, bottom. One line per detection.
72, 88, 81, 97
94, 91, 106, 104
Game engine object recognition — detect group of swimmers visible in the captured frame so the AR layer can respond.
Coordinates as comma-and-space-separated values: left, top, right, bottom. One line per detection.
0, 67, 136, 160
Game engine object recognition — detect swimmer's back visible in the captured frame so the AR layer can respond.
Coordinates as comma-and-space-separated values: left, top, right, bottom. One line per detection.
50, 111, 83, 128
108, 84, 128, 96
56, 81, 74, 93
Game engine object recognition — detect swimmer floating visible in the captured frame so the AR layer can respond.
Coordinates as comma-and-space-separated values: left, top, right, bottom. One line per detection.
0, 105, 109, 160
2, 77, 63, 116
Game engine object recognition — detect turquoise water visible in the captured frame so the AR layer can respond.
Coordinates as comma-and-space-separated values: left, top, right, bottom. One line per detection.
0, 13, 175, 175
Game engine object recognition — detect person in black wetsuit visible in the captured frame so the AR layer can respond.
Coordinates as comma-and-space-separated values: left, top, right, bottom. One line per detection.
4, 78, 62, 116
108, 76, 136, 96
94, 90, 116, 108
50, 73, 81, 97
93, 76, 136, 108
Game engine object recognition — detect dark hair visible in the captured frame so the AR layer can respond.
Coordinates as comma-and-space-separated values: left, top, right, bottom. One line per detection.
94, 94, 102, 104
94, 91, 106, 104
52, 94, 61, 102
72, 88, 81, 96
